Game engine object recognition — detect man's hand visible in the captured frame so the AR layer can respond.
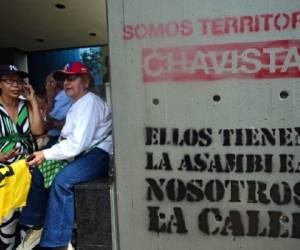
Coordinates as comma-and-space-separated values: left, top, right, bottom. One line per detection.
26, 151, 45, 167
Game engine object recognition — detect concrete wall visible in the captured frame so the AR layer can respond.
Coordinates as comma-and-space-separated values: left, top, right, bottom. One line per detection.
108, 0, 300, 249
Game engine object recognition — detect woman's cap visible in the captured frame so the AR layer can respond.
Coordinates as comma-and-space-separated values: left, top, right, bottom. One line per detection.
0, 65, 28, 78
54, 62, 90, 78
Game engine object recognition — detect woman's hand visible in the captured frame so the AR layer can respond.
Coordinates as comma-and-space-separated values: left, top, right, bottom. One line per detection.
26, 151, 45, 167
23, 84, 36, 103
0, 148, 21, 163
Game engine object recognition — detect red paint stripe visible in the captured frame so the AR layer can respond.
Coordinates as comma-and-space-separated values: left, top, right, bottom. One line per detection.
142, 39, 300, 82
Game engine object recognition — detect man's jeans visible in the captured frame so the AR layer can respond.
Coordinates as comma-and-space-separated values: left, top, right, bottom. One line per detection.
20, 147, 109, 247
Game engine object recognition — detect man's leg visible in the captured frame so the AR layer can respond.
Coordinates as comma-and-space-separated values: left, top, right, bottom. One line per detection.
39, 148, 109, 248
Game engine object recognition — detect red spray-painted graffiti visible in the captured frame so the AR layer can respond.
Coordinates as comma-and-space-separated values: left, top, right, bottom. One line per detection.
142, 39, 300, 82
123, 11, 300, 40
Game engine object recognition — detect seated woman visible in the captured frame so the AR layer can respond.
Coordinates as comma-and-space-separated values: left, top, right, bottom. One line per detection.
18, 62, 112, 250
0, 65, 45, 249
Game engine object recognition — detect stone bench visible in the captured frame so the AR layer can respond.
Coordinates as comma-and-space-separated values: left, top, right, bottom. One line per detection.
74, 177, 113, 250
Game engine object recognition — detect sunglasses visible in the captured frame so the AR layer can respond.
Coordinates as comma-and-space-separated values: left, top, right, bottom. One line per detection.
0, 78, 25, 85
65, 75, 79, 81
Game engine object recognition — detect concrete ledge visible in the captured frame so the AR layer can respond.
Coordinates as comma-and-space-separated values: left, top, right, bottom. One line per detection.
74, 177, 113, 250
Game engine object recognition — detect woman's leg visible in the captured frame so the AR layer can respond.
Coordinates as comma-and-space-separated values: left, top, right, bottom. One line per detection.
19, 168, 50, 226
39, 148, 109, 248
0, 210, 21, 250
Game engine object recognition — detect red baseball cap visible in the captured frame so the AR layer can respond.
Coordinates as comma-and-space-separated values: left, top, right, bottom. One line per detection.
54, 61, 90, 78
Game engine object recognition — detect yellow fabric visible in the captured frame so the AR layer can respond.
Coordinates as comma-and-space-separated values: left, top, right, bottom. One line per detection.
0, 159, 31, 223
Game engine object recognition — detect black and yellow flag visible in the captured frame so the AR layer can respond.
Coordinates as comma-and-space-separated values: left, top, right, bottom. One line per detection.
0, 159, 31, 223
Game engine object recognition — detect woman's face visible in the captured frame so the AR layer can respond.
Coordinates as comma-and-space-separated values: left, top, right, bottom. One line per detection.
63, 74, 89, 101
0, 74, 24, 99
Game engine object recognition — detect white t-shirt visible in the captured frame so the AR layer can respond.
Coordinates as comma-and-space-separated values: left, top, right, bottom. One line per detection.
43, 92, 112, 160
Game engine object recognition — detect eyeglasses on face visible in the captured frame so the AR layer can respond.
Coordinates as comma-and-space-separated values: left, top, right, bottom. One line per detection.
0, 78, 24, 85
65, 75, 79, 81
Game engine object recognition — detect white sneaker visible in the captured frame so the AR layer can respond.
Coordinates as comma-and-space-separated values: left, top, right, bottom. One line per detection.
16, 228, 43, 250
67, 242, 75, 250
54, 242, 74, 250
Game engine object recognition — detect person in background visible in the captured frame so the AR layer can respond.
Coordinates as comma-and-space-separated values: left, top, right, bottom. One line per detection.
34, 94, 50, 149
35, 94, 47, 120
18, 62, 112, 250
44, 72, 73, 147
0, 65, 45, 249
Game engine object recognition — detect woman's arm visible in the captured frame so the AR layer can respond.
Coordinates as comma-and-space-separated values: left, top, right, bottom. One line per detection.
24, 84, 46, 135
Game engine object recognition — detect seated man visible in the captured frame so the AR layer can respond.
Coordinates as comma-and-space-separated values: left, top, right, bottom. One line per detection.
18, 62, 112, 250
